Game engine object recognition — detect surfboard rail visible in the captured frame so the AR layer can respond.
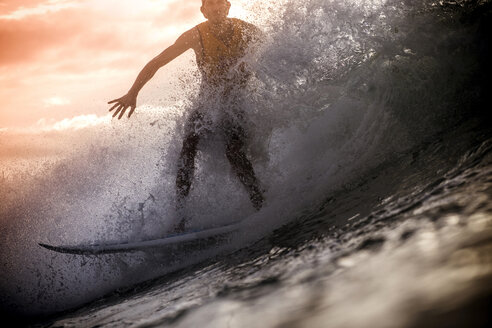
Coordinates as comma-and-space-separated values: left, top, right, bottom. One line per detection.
39, 221, 243, 255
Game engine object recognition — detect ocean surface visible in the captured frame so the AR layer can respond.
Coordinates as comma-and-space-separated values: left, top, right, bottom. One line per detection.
1, 0, 491, 327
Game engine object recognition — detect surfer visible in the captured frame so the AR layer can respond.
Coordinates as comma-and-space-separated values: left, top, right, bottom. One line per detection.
108, 0, 265, 230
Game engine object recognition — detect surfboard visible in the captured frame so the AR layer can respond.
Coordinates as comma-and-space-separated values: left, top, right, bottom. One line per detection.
39, 221, 243, 255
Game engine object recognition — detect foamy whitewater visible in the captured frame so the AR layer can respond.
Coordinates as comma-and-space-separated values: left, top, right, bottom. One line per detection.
1, 0, 491, 326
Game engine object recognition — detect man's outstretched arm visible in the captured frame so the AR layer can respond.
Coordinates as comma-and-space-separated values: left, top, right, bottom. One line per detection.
108, 29, 199, 119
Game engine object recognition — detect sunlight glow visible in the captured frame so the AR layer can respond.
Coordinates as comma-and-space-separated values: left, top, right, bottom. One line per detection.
229, 3, 249, 19
43, 97, 71, 107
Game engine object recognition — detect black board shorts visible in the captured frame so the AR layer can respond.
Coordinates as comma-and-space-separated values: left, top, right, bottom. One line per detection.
183, 109, 247, 143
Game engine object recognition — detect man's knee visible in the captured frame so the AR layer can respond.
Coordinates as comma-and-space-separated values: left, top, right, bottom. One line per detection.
184, 132, 199, 148
180, 134, 199, 158
226, 143, 245, 164
226, 132, 244, 152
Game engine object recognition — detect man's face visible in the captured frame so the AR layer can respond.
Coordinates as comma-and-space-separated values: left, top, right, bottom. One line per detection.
201, 0, 231, 23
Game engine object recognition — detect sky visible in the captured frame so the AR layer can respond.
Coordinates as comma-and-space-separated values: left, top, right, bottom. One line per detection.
0, 0, 252, 129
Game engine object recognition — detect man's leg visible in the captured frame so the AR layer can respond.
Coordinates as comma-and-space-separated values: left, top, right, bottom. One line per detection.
225, 125, 264, 210
176, 132, 199, 208
174, 113, 201, 231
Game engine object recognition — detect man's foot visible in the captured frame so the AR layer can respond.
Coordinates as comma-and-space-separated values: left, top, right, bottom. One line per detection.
173, 217, 188, 234
250, 189, 264, 211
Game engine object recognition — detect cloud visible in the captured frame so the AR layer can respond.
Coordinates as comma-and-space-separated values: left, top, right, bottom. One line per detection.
0, 0, 51, 15
36, 114, 110, 131
0, 7, 129, 67
0, 16, 71, 65
0, 0, 79, 20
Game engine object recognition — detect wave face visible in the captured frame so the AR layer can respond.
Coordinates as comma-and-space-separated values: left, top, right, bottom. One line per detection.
1, 0, 490, 319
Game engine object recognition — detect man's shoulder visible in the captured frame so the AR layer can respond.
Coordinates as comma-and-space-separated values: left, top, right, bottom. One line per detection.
231, 18, 263, 41
174, 26, 201, 50
231, 18, 256, 30
195, 21, 208, 29
180, 25, 201, 39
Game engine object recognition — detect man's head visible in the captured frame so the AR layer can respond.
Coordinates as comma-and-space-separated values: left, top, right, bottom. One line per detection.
201, 0, 231, 24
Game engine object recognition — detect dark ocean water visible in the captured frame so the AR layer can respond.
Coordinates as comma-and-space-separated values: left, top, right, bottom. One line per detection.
1, 0, 491, 327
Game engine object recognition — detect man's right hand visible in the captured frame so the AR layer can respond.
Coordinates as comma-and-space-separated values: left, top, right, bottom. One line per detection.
108, 93, 137, 119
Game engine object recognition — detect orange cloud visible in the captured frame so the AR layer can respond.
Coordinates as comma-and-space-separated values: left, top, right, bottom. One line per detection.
0, 15, 72, 65
0, 0, 53, 15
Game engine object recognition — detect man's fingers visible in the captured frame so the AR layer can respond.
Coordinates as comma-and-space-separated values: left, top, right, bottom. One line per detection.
109, 100, 134, 119
128, 105, 136, 118
112, 105, 121, 117
112, 105, 123, 118
108, 99, 119, 104
118, 107, 127, 120
109, 103, 119, 112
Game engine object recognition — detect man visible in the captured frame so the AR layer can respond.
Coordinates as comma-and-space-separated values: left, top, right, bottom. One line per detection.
108, 0, 265, 231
